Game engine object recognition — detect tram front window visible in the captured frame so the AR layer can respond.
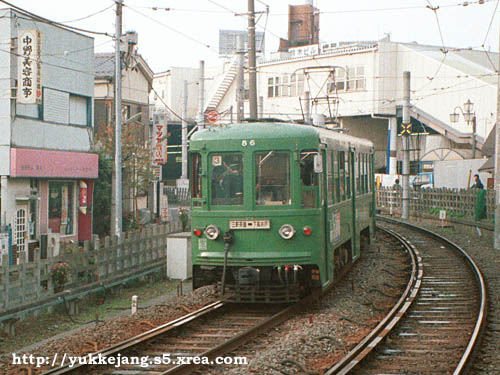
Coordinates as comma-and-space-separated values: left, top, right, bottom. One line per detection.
255, 151, 291, 206
210, 154, 243, 206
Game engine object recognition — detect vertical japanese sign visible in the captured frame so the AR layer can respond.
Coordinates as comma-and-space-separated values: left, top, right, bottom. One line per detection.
18, 30, 42, 104
152, 118, 167, 181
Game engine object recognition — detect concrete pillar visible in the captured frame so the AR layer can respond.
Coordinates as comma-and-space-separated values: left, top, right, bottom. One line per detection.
388, 117, 398, 175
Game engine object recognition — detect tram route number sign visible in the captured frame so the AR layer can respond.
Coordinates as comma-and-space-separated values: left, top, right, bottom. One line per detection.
229, 220, 270, 229
207, 110, 219, 123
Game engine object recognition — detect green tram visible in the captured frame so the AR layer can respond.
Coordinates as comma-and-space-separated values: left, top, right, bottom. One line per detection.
189, 122, 375, 303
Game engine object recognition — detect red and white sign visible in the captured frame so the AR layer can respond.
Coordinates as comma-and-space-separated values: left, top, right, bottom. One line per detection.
10, 148, 98, 178
79, 181, 88, 215
152, 121, 167, 165
206, 110, 219, 123
18, 30, 42, 104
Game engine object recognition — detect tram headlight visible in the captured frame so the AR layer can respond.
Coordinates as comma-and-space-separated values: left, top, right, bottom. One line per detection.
279, 224, 296, 240
204, 225, 220, 240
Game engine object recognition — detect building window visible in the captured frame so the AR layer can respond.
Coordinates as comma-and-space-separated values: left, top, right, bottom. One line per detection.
48, 181, 74, 235
328, 66, 365, 93
43, 88, 90, 126
267, 77, 280, 98
69, 94, 89, 126
269, 73, 304, 98
281, 74, 289, 97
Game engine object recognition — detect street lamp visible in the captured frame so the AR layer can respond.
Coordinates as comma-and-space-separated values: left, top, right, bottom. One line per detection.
450, 99, 477, 159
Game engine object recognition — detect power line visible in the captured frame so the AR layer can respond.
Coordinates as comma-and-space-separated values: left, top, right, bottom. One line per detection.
57, 4, 115, 24
0, 47, 95, 76
124, 4, 218, 54
0, 0, 112, 36
150, 81, 189, 123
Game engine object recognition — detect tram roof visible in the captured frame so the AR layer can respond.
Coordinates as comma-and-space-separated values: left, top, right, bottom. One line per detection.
191, 122, 373, 151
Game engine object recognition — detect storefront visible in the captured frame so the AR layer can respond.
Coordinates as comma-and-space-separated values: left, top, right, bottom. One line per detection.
7, 148, 98, 260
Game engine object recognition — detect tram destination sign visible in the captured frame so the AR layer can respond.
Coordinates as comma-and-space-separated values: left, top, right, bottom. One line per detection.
229, 220, 270, 230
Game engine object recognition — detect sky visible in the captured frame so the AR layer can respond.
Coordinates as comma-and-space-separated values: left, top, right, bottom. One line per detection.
5, 0, 500, 73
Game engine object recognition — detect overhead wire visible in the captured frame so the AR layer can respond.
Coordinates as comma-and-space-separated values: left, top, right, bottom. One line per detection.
123, 4, 218, 54
480, 0, 500, 71
0, 0, 112, 37
57, 4, 115, 24
0, 47, 95, 76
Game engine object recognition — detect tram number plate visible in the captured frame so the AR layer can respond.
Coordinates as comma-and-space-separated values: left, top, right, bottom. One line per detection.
229, 220, 270, 229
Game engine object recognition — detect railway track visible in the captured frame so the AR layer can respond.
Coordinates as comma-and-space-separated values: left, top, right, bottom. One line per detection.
327, 217, 487, 375
41, 299, 300, 375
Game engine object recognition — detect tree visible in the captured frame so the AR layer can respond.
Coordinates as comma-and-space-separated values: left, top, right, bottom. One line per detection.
94, 119, 155, 235
93, 149, 112, 237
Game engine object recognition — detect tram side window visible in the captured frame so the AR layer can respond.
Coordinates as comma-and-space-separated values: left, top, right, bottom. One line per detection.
368, 155, 373, 192
339, 151, 345, 201
191, 153, 202, 199
211, 154, 243, 206
363, 154, 368, 193
355, 153, 360, 195
345, 153, 351, 199
300, 150, 319, 208
327, 151, 333, 204
361, 154, 365, 193
255, 151, 290, 206
334, 152, 340, 202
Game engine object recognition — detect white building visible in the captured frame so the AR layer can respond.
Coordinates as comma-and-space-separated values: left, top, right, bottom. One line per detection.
209, 36, 497, 173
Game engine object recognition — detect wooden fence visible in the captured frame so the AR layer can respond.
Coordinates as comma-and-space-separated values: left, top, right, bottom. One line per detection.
376, 187, 495, 220
0, 222, 181, 319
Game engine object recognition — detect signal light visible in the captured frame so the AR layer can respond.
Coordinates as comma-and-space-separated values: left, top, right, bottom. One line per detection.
303, 226, 312, 236
193, 229, 202, 237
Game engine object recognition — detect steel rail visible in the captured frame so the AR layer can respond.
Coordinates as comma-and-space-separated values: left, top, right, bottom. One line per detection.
160, 301, 302, 375
325, 225, 422, 375
377, 216, 487, 375
42, 300, 227, 374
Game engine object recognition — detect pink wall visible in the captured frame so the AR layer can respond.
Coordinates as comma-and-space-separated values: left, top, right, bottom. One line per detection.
11, 148, 98, 179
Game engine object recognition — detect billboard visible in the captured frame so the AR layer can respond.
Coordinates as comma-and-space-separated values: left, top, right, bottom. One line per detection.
219, 30, 265, 56
18, 30, 42, 104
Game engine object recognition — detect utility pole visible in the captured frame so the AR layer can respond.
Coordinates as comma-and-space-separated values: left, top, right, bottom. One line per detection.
388, 117, 398, 175
113, 0, 123, 238
258, 96, 264, 119
472, 115, 477, 159
494, 33, 500, 249
197, 60, 205, 128
236, 34, 245, 122
402, 71, 411, 220
304, 91, 311, 124
181, 80, 188, 180
247, 0, 257, 120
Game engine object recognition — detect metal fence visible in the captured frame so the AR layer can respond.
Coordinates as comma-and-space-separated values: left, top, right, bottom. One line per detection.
376, 187, 495, 220
164, 186, 190, 207
0, 222, 181, 320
